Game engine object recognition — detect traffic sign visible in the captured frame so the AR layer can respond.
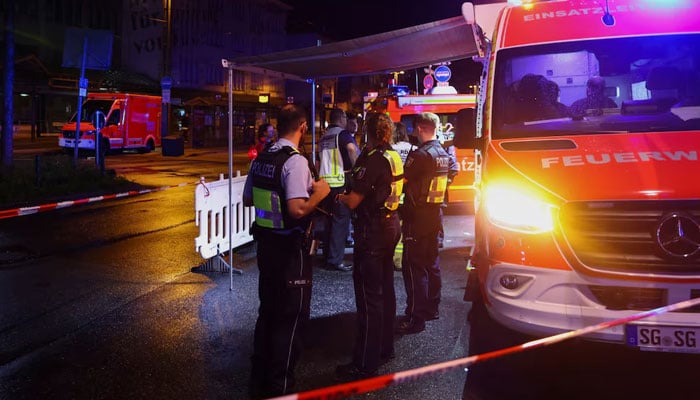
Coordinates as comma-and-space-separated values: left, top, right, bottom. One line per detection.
434, 65, 452, 83
161, 76, 173, 89
423, 74, 435, 90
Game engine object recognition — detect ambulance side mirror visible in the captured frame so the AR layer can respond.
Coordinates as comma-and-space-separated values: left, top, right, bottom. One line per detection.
453, 108, 483, 149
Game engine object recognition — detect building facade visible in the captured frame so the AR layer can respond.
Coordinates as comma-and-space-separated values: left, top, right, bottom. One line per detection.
2, 0, 296, 145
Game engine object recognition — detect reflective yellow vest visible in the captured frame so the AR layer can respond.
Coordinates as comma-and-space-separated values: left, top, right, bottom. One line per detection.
250, 146, 300, 229
424, 144, 449, 204
318, 130, 345, 188
368, 147, 404, 211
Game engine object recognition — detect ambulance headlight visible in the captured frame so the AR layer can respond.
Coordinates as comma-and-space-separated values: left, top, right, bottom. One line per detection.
483, 185, 556, 234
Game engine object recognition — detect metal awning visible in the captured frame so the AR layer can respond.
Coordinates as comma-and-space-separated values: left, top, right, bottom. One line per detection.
227, 15, 481, 81
218, 10, 484, 287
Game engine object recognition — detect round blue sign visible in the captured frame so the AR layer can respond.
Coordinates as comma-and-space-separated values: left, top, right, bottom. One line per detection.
161, 76, 173, 89
434, 65, 452, 83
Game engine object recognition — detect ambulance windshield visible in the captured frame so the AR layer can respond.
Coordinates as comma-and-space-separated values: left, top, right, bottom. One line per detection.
492, 33, 700, 139
70, 100, 114, 123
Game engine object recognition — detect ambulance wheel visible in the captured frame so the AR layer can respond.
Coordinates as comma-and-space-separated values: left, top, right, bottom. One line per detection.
142, 139, 155, 153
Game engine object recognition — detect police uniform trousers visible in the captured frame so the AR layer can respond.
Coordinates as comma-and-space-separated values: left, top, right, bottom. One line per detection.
401, 212, 442, 323
351, 211, 401, 372
250, 227, 311, 398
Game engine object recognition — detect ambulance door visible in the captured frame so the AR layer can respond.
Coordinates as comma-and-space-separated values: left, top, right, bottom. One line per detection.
104, 100, 125, 150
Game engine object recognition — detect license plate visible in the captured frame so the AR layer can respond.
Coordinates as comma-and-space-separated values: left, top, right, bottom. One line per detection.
626, 324, 700, 353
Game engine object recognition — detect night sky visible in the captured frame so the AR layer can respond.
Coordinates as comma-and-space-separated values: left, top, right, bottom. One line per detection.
285, 0, 471, 40
283, 1, 500, 87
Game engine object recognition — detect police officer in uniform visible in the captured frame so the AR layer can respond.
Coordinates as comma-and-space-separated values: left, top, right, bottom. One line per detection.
243, 104, 330, 398
335, 112, 404, 380
397, 112, 450, 335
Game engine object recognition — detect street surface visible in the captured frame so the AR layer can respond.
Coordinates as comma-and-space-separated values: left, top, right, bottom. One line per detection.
1, 134, 698, 399
2, 135, 474, 399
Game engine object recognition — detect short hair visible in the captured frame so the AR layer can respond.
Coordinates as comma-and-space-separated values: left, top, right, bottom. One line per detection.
415, 112, 439, 131
346, 111, 357, 121
393, 121, 409, 143
329, 108, 346, 125
277, 104, 306, 138
257, 123, 272, 138
587, 76, 606, 95
365, 112, 394, 145
545, 80, 560, 103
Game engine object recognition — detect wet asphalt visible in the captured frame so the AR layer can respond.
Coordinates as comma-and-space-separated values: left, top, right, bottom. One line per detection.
1, 131, 477, 399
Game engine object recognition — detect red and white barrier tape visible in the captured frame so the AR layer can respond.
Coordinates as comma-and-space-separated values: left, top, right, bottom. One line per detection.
271, 296, 700, 400
0, 181, 196, 220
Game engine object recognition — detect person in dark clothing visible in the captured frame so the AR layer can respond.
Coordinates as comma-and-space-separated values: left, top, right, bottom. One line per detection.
398, 112, 450, 335
506, 74, 570, 123
243, 104, 330, 399
569, 76, 617, 118
255, 123, 275, 154
335, 112, 404, 380
438, 139, 459, 248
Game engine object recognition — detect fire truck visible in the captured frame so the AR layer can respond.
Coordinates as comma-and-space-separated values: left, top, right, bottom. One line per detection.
59, 93, 162, 154
364, 92, 477, 204
457, 0, 700, 352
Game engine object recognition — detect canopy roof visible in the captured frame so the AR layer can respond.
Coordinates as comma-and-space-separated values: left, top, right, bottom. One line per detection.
227, 15, 481, 81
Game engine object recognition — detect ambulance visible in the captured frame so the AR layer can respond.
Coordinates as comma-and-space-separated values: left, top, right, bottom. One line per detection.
365, 92, 477, 203
59, 93, 162, 154
458, 0, 700, 352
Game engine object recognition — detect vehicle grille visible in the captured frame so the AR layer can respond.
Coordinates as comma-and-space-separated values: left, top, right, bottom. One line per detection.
588, 285, 666, 310
62, 130, 81, 139
689, 289, 700, 313
559, 201, 700, 275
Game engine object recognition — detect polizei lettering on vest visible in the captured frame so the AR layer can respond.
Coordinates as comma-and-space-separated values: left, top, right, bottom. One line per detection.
541, 151, 698, 168
251, 162, 276, 178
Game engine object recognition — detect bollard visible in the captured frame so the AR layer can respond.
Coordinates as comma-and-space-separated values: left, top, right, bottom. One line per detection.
34, 155, 41, 187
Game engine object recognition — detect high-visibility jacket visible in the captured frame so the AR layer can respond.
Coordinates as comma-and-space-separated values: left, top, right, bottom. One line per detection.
318, 127, 347, 188
367, 147, 404, 211
410, 141, 450, 206
250, 146, 304, 230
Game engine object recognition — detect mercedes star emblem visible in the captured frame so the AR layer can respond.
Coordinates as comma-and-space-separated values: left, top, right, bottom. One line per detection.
656, 212, 700, 259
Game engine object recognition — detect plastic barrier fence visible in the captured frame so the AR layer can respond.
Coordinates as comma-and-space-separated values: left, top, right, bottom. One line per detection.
194, 173, 255, 260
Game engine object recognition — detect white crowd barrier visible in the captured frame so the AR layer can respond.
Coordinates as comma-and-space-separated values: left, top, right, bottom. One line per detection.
194, 173, 255, 260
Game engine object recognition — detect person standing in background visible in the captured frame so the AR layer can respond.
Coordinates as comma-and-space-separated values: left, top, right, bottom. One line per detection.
391, 121, 416, 270
346, 112, 360, 144
391, 121, 415, 164
438, 131, 459, 248
317, 108, 359, 271
255, 123, 275, 154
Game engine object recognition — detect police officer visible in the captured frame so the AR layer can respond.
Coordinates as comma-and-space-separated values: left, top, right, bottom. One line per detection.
243, 104, 330, 398
397, 112, 450, 335
335, 112, 404, 380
